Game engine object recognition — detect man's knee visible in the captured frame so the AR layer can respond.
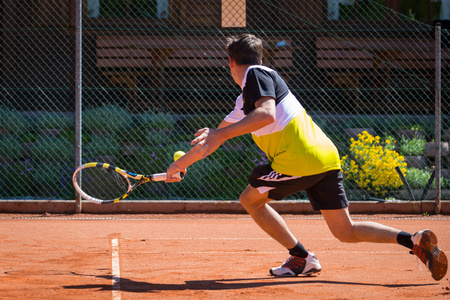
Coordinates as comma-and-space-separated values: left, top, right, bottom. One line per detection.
239, 190, 257, 210
322, 208, 359, 243
239, 186, 268, 212
331, 226, 359, 243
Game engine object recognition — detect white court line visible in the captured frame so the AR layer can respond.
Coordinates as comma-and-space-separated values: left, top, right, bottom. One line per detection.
135, 250, 407, 255
111, 238, 121, 300
124, 237, 337, 240
2, 216, 450, 221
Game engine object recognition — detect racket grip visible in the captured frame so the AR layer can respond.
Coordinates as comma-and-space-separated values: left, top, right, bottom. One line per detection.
151, 172, 184, 182
172, 172, 184, 180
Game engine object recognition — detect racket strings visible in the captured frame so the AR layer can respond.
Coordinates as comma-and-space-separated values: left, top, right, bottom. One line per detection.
77, 167, 130, 201
111, 168, 128, 191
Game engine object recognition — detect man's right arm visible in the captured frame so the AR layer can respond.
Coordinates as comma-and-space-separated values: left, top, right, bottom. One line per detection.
166, 97, 275, 182
217, 120, 232, 129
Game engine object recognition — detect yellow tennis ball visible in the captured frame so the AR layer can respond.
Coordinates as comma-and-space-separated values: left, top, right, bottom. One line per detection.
173, 151, 185, 161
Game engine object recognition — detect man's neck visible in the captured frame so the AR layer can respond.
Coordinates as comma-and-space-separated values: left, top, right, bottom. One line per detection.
236, 64, 252, 89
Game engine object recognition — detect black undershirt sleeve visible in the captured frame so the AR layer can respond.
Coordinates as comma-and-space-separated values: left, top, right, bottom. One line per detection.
242, 68, 276, 115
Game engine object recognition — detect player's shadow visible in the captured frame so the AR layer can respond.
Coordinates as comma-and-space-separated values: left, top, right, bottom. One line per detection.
63, 273, 438, 292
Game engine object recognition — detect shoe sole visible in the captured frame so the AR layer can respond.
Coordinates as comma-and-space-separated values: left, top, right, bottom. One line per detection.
269, 267, 321, 277
420, 230, 448, 281
302, 268, 322, 276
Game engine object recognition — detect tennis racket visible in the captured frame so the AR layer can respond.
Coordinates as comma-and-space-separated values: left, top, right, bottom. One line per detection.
72, 162, 183, 204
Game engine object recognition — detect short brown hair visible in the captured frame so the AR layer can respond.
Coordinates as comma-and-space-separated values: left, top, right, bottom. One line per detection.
226, 34, 263, 66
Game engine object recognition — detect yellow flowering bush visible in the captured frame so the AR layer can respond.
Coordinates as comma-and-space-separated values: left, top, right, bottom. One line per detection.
340, 131, 407, 196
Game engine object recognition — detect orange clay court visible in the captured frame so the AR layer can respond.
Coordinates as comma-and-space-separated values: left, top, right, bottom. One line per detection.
0, 213, 449, 299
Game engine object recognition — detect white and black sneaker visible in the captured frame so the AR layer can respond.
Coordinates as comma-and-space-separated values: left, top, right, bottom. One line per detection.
270, 252, 322, 277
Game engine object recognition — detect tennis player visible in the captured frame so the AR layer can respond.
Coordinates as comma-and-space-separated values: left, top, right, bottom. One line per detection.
166, 34, 447, 281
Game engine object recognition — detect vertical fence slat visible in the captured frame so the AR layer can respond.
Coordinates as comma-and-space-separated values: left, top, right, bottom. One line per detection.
74, 0, 83, 213
435, 22, 442, 214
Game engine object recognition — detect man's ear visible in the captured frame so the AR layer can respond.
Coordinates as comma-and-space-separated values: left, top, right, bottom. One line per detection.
228, 56, 235, 67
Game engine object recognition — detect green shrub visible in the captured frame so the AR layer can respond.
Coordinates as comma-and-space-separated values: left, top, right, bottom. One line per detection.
341, 115, 377, 130
143, 129, 173, 147
405, 168, 431, 189
30, 137, 74, 163
0, 160, 34, 198
173, 157, 231, 199
412, 117, 434, 140
136, 112, 175, 130
310, 115, 328, 133
210, 147, 263, 199
375, 115, 403, 136
21, 132, 39, 143
223, 134, 255, 150
443, 116, 450, 130
389, 116, 432, 140
181, 113, 224, 132
0, 135, 23, 160
132, 112, 176, 145
398, 136, 426, 156
84, 104, 133, 133
442, 177, 450, 189
31, 162, 74, 199
36, 112, 72, 130
405, 168, 450, 190
397, 123, 424, 133
86, 134, 122, 158
0, 108, 30, 135
170, 113, 226, 143
185, 113, 224, 129
120, 143, 186, 173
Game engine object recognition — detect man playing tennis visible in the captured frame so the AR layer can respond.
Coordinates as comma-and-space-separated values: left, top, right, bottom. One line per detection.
166, 34, 447, 281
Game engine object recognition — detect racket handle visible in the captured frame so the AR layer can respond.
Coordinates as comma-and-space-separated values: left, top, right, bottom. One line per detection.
150, 172, 184, 182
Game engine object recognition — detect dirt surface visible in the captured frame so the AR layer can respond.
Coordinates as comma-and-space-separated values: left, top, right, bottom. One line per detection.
0, 214, 449, 299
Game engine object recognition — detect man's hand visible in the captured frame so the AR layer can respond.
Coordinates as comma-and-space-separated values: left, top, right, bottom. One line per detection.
165, 162, 186, 183
191, 127, 226, 159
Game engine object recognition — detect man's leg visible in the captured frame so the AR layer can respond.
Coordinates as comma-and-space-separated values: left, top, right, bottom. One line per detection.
239, 184, 321, 276
320, 207, 402, 244
239, 184, 298, 249
321, 207, 447, 280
